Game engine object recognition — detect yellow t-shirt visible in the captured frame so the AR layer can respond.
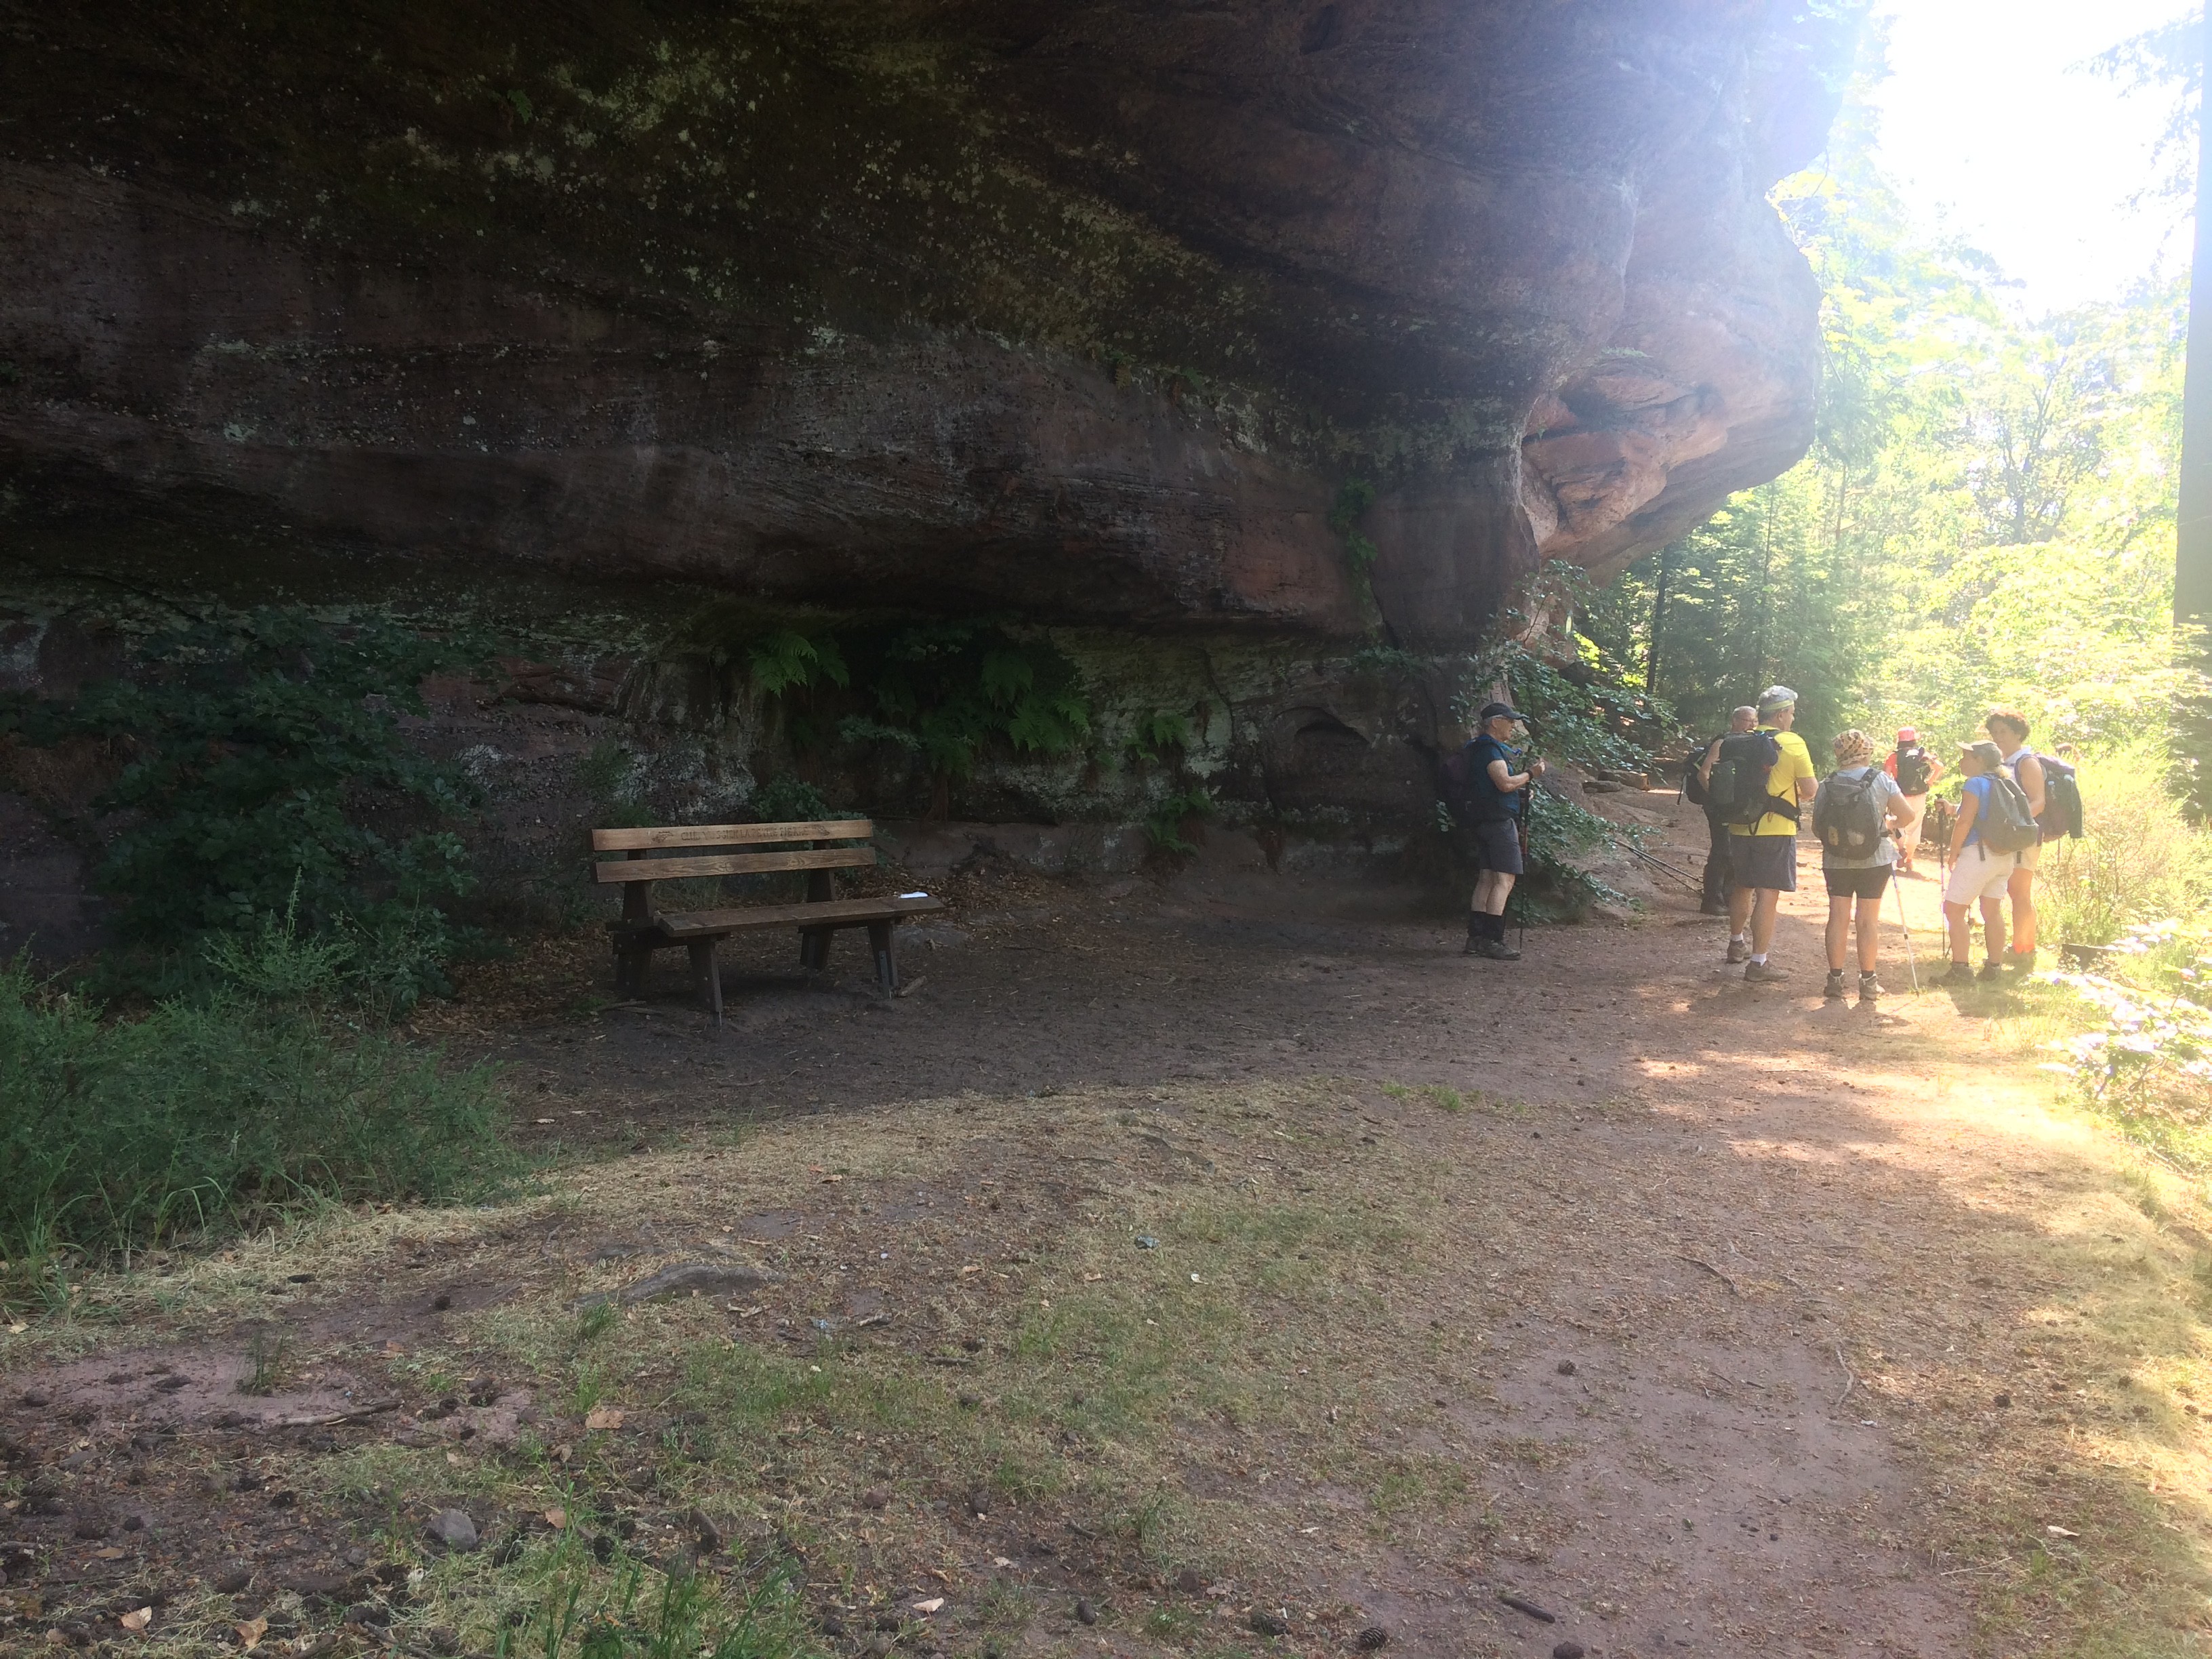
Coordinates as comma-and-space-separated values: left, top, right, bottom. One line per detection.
1727, 727, 1816, 837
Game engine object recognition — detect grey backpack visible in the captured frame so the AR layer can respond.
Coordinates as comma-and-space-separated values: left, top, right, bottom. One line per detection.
1814, 771, 1887, 859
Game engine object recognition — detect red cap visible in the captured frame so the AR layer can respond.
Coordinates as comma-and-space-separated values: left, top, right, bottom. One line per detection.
1896, 726, 1918, 743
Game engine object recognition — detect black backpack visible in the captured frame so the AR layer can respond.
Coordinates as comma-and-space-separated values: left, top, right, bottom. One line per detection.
2024, 752, 2085, 840
1681, 736, 1722, 808
1708, 731, 1797, 828
1893, 745, 1933, 796
1975, 771, 2042, 856
1439, 740, 1511, 825
1813, 770, 1888, 859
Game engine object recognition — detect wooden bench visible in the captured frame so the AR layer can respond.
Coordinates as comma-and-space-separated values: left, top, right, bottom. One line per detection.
592, 818, 944, 1023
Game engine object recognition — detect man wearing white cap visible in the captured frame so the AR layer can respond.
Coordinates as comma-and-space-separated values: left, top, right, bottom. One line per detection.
1725, 685, 1818, 983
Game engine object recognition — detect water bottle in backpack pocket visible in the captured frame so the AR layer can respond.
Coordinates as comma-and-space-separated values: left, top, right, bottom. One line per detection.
1814, 771, 1887, 859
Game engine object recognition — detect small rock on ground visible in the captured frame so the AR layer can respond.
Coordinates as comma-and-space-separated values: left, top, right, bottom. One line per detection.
424, 1509, 479, 1553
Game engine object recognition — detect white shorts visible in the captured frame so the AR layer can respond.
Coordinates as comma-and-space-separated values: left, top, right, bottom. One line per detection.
1946, 848, 2015, 906
2015, 840, 2041, 872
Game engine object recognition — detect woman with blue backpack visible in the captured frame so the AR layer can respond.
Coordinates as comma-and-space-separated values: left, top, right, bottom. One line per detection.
1812, 729, 1912, 1002
1941, 739, 2043, 987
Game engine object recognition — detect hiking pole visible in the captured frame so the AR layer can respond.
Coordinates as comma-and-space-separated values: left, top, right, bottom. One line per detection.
1890, 869, 1921, 993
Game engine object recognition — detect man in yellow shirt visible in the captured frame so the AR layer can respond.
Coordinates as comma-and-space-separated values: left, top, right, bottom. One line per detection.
1725, 684, 1818, 983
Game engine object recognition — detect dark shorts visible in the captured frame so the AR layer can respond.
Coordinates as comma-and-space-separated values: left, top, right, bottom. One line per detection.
1462, 817, 1523, 876
1729, 833, 1797, 893
1823, 863, 1892, 901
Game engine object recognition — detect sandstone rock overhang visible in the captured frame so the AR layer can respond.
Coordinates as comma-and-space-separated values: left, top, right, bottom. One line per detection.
0, 1, 1851, 646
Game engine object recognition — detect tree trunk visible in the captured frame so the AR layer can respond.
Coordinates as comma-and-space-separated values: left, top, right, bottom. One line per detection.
1645, 544, 1674, 697
2177, 6, 2212, 811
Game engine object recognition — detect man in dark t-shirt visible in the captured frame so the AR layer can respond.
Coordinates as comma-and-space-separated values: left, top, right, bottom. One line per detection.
1457, 701, 1546, 960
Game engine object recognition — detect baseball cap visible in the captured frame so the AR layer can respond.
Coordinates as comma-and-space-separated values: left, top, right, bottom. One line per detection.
1477, 701, 1528, 724
1757, 684, 1797, 712
1896, 726, 1918, 742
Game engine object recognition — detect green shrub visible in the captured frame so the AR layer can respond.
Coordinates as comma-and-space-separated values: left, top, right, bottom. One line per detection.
0, 955, 515, 1285
0, 606, 489, 1004
2030, 741, 2212, 950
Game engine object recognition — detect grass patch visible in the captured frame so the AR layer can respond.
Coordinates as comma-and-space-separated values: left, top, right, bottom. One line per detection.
0, 956, 516, 1305
1380, 1082, 1465, 1113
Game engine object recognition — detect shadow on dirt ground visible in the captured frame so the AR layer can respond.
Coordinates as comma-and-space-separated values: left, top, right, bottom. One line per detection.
5, 816, 2211, 1659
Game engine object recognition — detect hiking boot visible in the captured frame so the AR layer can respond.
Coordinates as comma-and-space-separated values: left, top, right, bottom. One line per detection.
2003, 947, 2037, 972
1462, 921, 1483, 956
1744, 960, 1791, 984
1725, 938, 1750, 964
1978, 958, 2005, 983
1858, 971, 1885, 1001
1823, 969, 1847, 1000
1700, 897, 1729, 915
1475, 935, 1521, 961
1940, 962, 1978, 987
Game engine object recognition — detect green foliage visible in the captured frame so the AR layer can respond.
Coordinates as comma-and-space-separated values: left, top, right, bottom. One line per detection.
1515, 789, 1632, 919
2031, 742, 2212, 951
0, 952, 514, 1292
1125, 710, 1191, 764
1145, 787, 1214, 855
749, 773, 836, 823
1489, 634, 1669, 775
1329, 478, 1378, 573
2042, 916, 2212, 1170
834, 619, 1091, 779
747, 628, 849, 698
0, 607, 487, 994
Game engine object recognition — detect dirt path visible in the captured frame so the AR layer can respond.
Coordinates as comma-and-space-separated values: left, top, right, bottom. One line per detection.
5, 821, 2209, 1658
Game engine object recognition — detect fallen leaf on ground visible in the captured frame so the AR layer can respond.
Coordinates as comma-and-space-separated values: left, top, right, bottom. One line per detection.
235, 1616, 268, 1651
94, 1547, 125, 1560
119, 1607, 152, 1631
545, 1507, 568, 1529
585, 1406, 624, 1431
912, 1597, 945, 1614
2047, 1524, 2080, 1538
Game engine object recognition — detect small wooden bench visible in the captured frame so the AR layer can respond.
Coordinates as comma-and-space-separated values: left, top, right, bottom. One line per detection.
592, 818, 944, 1023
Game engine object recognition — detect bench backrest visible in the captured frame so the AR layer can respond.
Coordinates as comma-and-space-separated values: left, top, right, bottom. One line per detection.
593, 820, 875, 918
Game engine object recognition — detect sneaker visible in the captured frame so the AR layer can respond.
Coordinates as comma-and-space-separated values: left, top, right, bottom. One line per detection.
1940, 962, 1978, 987
1725, 938, 1750, 964
2003, 947, 2037, 972
1858, 971, 1885, 1001
1700, 899, 1729, 916
1476, 937, 1522, 961
1744, 960, 1791, 984
1824, 969, 1847, 1000
1978, 958, 2005, 983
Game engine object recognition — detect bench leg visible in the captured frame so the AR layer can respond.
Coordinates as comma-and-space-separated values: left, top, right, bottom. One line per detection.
615, 937, 653, 998
799, 927, 831, 972
867, 920, 897, 996
688, 939, 724, 1028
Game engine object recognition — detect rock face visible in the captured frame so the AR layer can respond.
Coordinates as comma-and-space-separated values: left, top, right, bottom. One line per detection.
0, 1, 1847, 645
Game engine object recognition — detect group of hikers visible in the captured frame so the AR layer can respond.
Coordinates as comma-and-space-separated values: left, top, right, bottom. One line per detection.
1449, 687, 2081, 991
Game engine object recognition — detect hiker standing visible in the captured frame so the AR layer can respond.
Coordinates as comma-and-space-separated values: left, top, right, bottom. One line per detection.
1814, 729, 1910, 1002
1985, 709, 2045, 971
1883, 726, 1944, 878
1457, 701, 1545, 961
1687, 705, 1758, 915
1714, 685, 1818, 982
1940, 739, 2041, 986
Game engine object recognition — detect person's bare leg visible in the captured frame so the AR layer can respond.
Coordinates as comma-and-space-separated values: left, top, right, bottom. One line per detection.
1946, 901, 1972, 962
1483, 872, 1517, 916
1749, 888, 1783, 958
1471, 870, 1496, 920
2007, 863, 2037, 954
1728, 880, 1753, 938
1826, 895, 1852, 970
1980, 895, 2005, 964
1856, 897, 1881, 971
